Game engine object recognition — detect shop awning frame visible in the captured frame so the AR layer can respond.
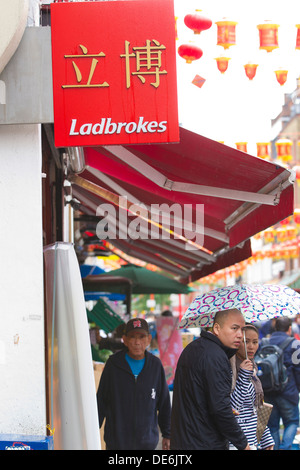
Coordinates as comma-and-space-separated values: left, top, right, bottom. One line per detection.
68, 127, 295, 283
102, 144, 290, 207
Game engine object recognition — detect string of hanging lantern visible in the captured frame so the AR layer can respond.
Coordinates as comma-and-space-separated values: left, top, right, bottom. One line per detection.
257, 21, 279, 52
184, 10, 212, 34
177, 43, 203, 64
244, 63, 259, 80
231, 139, 295, 163
177, 10, 211, 64
176, 11, 300, 85
215, 55, 231, 73
198, 214, 300, 288
215, 19, 237, 49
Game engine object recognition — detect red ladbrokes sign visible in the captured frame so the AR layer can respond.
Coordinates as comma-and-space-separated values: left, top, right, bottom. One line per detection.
50, 0, 179, 147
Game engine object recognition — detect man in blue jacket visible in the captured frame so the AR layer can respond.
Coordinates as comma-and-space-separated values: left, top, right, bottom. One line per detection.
264, 317, 300, 450
97, 318, 171, 450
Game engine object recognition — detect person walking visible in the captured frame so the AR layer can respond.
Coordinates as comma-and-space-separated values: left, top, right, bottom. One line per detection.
170, 309, 250, 450
230, 324, 274, 450
263, 317, 300, 450
97, 318, 171, 450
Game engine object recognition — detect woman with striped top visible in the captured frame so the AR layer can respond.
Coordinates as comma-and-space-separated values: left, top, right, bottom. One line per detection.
230, 324, 274, 450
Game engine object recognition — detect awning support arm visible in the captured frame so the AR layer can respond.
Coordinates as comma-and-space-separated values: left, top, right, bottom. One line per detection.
104, 145, 284, 206
86, 166, 229, 244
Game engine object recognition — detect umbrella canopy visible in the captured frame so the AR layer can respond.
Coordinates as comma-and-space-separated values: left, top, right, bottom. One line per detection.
179, 284, 300, 329
96, 264, 192, 294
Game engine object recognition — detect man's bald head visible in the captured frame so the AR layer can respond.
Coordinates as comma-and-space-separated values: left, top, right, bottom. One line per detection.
212, 309, 245, 349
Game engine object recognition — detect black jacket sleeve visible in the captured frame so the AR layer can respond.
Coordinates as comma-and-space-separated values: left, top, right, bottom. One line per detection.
203, 353, 248, 450
96, 359, 111, 428
157, 363, 171, 438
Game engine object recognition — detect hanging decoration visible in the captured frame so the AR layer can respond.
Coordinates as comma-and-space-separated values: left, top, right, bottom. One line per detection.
192, 74, 206, 88
275, 138, 293, 161
198, 210, 300, 287
244, 63, 258, 80
198, 235, 300, 286
263, 227, 276, 243
184, 11, 212, 35
296, 24, 300, 49
256, 142, 270, 159
294, 208, 300, 224
275, 69, 288, 86
280, 216, 292, 226
235, 142, 248, 152
175, 12, 300, 88
215, 20, 237, 49
215, 56, 230, 73
292, 165, 300, 182
177, 43, 203, 63
276, 225, 296, 242
257, 22, 279, 52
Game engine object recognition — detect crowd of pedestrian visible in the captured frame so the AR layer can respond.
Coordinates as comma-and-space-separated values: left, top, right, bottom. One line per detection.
259, 316, 300, 450
96, 312, 300, 450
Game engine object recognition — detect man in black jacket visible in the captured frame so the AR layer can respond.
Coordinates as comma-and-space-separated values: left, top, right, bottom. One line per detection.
170, 309, 250, 450
97, 318, 171, 450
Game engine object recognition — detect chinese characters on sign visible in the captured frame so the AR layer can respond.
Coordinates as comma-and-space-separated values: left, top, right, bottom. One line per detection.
62, 45, 109, 89
121, 39, 167, 89
63, 39, 168, 90
51, 0, 179, 147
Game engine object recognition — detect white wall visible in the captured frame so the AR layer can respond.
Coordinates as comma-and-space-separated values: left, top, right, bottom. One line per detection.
0, 123, 46, 435
0, 0, 29, 74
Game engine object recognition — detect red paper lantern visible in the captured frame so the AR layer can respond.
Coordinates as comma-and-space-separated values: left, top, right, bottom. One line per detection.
292, 165, 300, 180
178, 43, 203, 63
244, 63, 258, 80
296, 24, 300, 49
264, 227, 276, 243
286, 225, 297, 240
275, 69, 288, 86
235, 142, 247, 152
276, 227, 288, 242
215, 56, 230, 73
184, 12, 212, 34
216, 20, 237, 49
294, 208, 300, 224
275, 139, 293, 161
256, 142, 270, 159
280, 216, 292, 226
257, 22, 279, 52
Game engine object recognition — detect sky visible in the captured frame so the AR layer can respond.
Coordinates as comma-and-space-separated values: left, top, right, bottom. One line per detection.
174, 0, 300, 156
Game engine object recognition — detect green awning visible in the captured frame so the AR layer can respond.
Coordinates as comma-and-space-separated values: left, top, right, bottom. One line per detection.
87, 298, 124, 333
279, 271, 300, 291
94, 264, 193, 294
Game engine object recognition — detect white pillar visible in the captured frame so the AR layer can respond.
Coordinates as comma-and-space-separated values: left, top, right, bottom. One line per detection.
0, 123, 46, 435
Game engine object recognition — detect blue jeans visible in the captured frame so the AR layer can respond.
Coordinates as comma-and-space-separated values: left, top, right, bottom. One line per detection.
266, 395, 299, 450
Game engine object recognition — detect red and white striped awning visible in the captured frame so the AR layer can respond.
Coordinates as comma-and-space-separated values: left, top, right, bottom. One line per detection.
69, 127, 294, 283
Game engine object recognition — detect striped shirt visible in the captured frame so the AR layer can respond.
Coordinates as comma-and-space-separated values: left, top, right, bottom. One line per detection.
230, 368, 274, 449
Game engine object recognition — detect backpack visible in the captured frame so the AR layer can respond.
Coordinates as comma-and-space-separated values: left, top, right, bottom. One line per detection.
254, 337, 293, 393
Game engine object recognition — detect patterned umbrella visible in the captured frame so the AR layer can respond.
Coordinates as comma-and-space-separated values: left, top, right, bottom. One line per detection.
178, 284, 300, 329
